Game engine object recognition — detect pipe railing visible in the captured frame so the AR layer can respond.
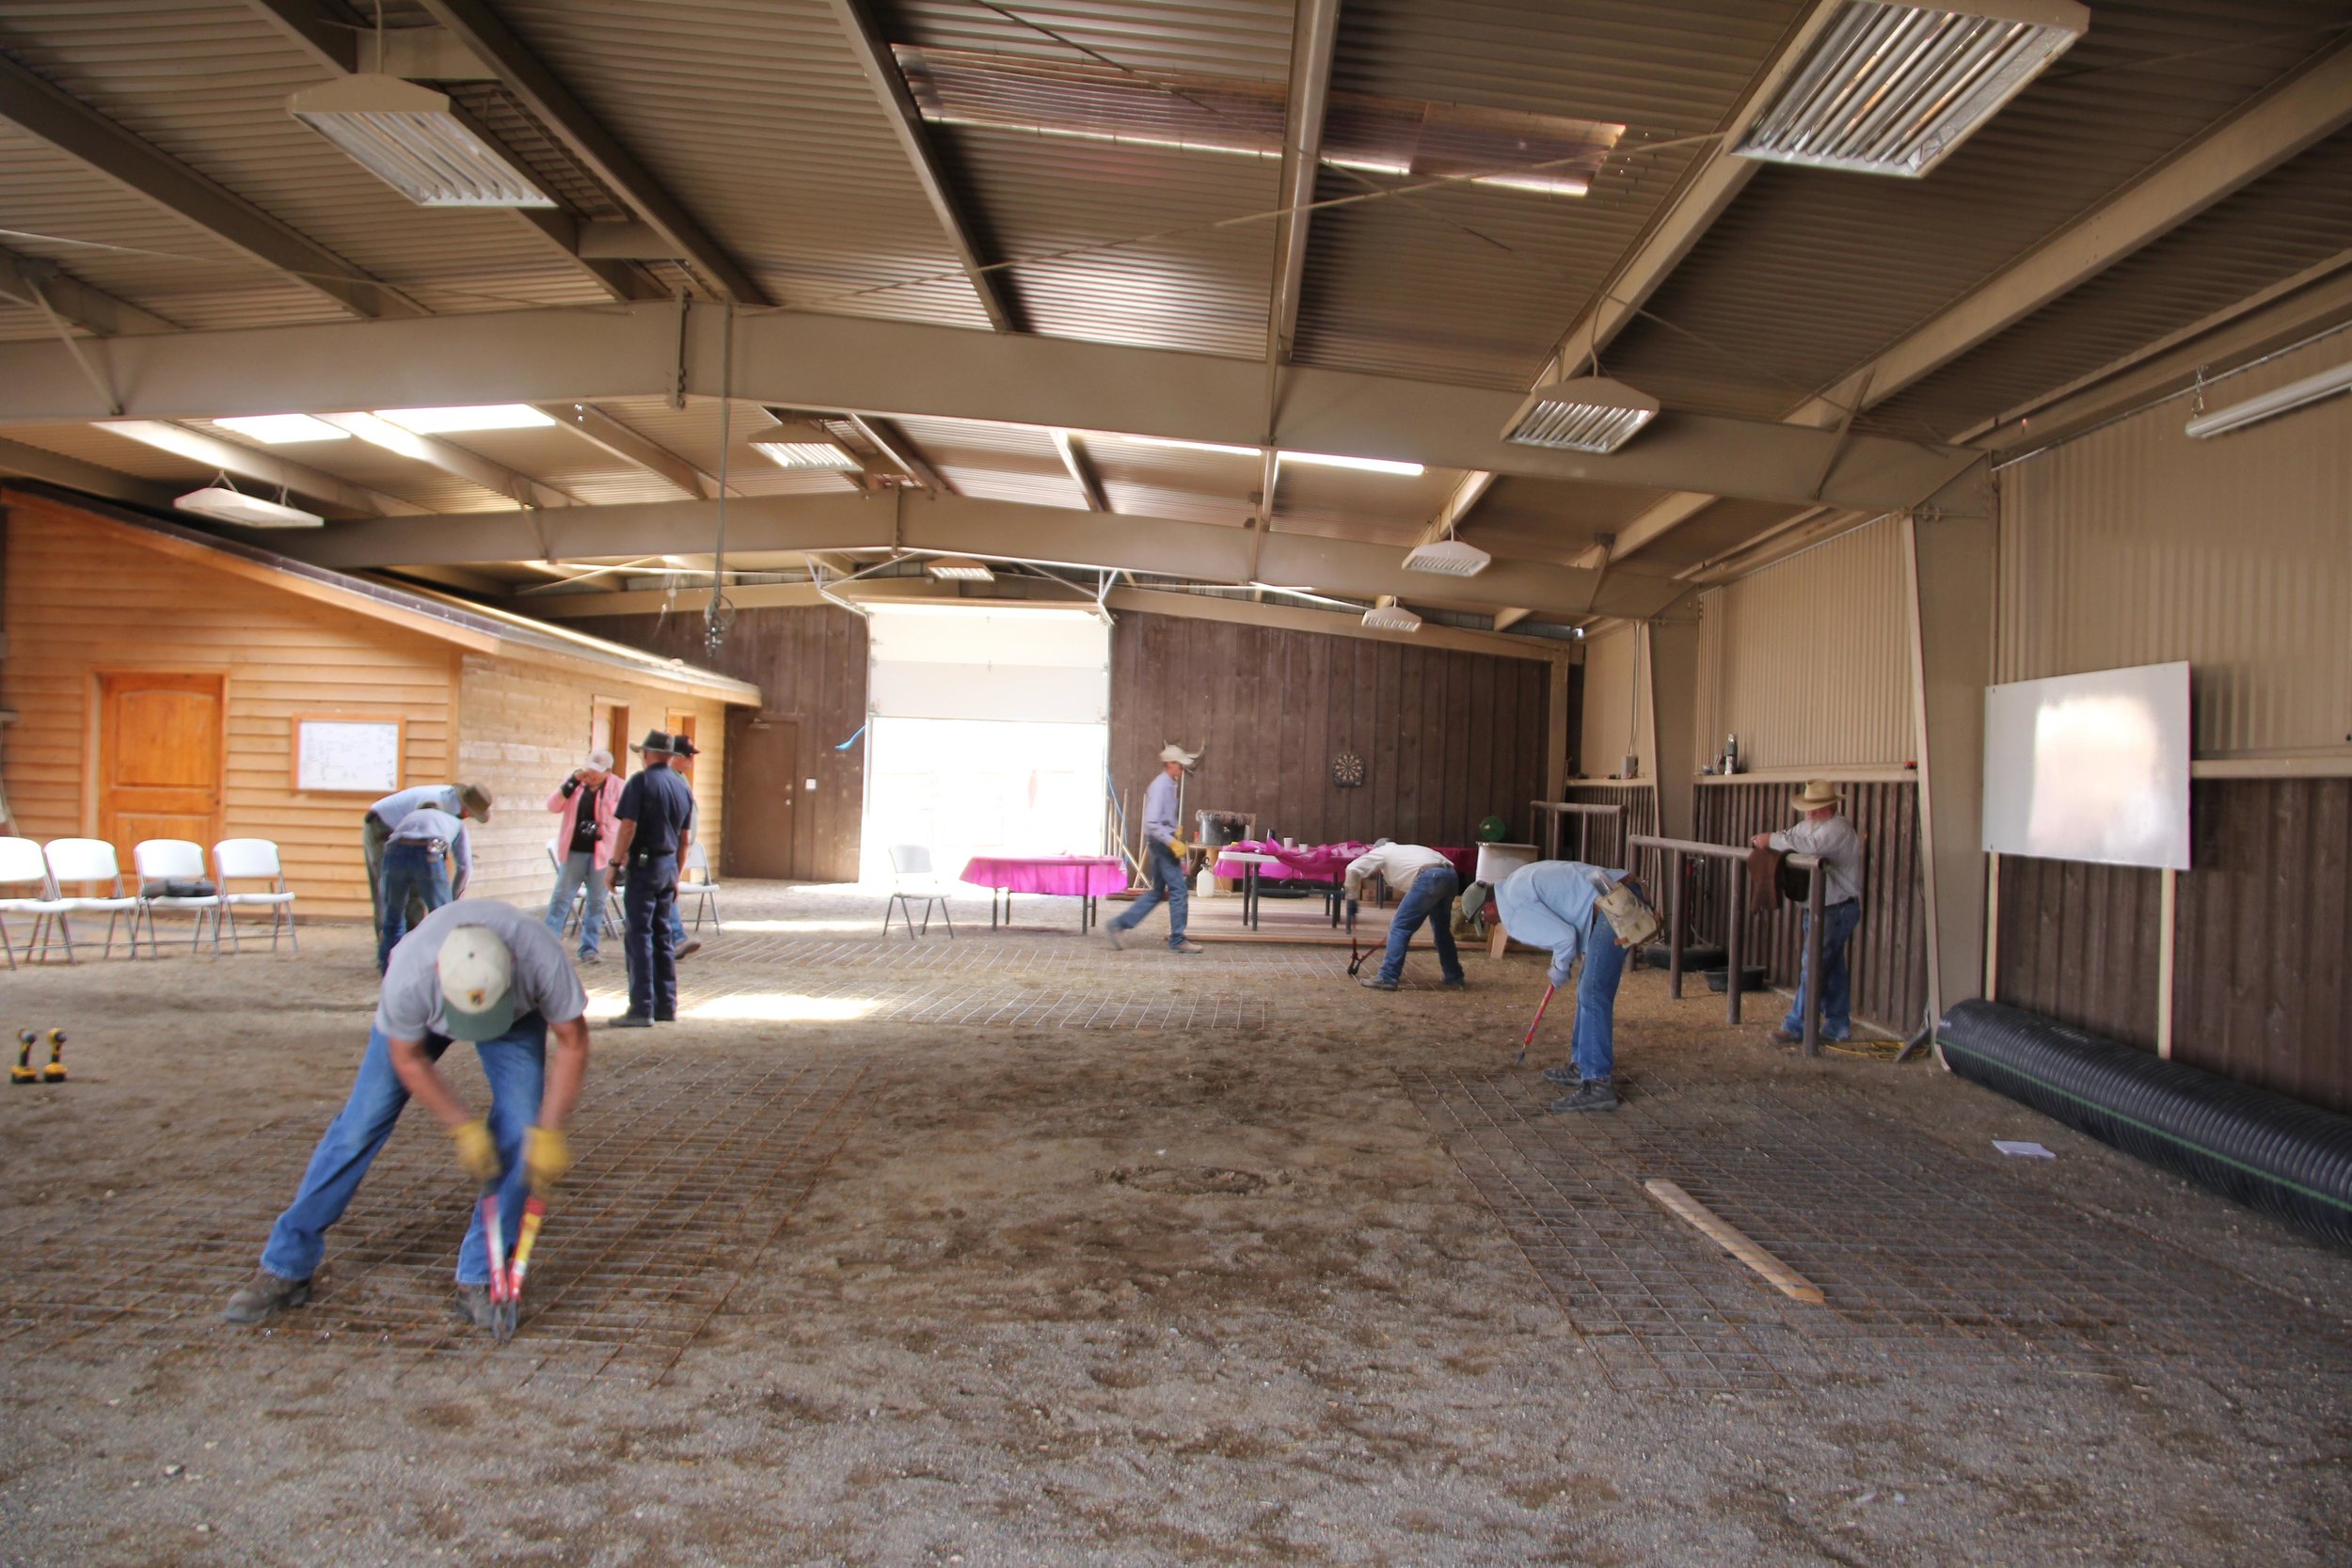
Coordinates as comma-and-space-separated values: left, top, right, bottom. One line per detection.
1530, 800, 1625, 863
1628, 833, 1826, 1055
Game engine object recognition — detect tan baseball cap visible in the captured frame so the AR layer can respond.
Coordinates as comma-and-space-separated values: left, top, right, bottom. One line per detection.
437, 926, 518, 1042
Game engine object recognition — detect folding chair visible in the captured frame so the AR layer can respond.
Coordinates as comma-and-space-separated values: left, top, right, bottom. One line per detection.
547, 841, 625, 939
213, 839, 300, 954
41, 838, 143, 961
882, 845, 954, 940
680, 842, 723, 931
0, 836, 71, 969
132, 838, 223, 956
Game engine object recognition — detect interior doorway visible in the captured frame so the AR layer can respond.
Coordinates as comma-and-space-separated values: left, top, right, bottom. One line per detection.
664, 709, 698, 785
97, 671, 223, 865
594, 700, 629, 776
725, 712, 800, 879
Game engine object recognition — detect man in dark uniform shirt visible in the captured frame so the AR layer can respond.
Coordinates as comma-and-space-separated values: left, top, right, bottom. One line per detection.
609, 730, 697, 1027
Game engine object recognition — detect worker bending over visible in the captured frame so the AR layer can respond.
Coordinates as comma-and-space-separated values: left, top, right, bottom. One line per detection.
1344, 840, 1467, 991
1105, 743, 1204, 954
225, 903, 590, 1330
1495, 860, 1642, 1113
360, 781, 490, 965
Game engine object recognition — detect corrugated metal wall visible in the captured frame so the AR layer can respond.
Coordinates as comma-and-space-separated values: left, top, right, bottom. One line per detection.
1694, 516, 1915, 770
1998, 329, 2352, 758
1576, 626, 1647, 781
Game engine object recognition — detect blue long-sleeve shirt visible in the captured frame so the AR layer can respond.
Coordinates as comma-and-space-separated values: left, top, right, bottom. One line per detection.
370, 784, 472, 890
1494, 861, 1628, 987
1141, 769, 1180, 847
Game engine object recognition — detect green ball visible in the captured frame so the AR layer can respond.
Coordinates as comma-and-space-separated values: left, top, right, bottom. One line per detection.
1477, 815, 1510, 843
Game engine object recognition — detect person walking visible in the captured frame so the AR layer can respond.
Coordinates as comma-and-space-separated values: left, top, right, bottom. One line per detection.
545, 749, 622, 963
1495, 860, 1640, 1113
223, 902, 591, 1330
1343, 840, 1467, 990
1104, 743, 1203, 955
362, 782, 490, 957
376, 801, 468, 974
609, 730, 696, 1027
1751, 780, 1865, 1044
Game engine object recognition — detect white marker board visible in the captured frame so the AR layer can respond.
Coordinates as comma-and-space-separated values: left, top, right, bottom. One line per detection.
1981, 662, 2190, 870
294, 717, 404, 794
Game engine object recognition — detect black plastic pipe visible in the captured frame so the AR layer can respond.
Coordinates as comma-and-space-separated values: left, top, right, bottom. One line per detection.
1940, 1000, 2352, 1247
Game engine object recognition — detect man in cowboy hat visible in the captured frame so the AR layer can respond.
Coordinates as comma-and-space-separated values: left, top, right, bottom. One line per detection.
1752, 780, 1865, 1044
362, 781, 492, 964
1105, 743, 1204, 954
663, 734, 705, 961
609, 730, 697, 1025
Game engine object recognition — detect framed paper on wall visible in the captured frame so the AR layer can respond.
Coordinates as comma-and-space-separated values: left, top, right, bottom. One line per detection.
291, 715, 405, 795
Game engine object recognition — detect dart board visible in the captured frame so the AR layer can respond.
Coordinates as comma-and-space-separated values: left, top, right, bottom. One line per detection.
1332, 751, 1365, 787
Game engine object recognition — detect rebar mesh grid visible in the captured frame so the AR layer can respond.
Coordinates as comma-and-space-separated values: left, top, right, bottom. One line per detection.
1401, 1066, 2352, 1396
591, 971, 1275, 1030
0, 1054, 870, 1384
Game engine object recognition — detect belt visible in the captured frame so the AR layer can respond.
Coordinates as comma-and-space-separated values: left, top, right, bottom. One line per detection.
1825, 896, 1857, 909
388, 837, 448, 854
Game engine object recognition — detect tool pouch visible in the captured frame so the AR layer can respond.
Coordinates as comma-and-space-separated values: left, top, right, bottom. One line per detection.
1597, 879, 1662, 950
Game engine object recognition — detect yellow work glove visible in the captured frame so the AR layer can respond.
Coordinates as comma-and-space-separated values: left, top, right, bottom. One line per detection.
523, 1126, 574, 1194
448, 1118, 500, 1182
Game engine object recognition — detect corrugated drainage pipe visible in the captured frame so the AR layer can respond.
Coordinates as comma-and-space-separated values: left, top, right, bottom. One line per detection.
1940, 1000, 2352, 1247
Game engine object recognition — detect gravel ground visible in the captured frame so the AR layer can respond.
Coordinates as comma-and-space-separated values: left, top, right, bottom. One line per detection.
2, 881, 2347, 1567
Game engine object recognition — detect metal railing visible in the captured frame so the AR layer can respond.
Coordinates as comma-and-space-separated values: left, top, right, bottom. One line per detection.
1530, 800, 1625, 863
1628, 833, 1827, 1055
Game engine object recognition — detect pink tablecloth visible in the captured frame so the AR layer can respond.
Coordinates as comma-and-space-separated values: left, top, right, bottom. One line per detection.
960, 855, 1129, 897
1211, 841, 1479, 883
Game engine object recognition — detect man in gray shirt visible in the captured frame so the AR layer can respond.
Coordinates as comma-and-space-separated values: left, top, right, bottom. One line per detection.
362, 781, 491, 957
1751, 779, 1865, 1044
225, 901, 592, 1330
1104, 743, 1204, 954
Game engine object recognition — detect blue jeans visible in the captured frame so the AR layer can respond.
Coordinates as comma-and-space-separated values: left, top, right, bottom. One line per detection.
377, 843, 451, 973
1566, 911, 1629, 1082
544, 850, 608, 956
1379, 866, 1464, 984
1784, 898, 1863, 1042
624, 850, 678, 1018
1112, 839, 1188, 948
259, 1014, 548, 1287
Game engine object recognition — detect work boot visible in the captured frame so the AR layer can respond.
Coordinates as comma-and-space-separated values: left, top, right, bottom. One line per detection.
675, 938, 703, 960
1359, 973, 1399, 990
1171, 941, 1204, 955
1440, 975, 1468, 989
223, 1269, 310, 1325
1770, 1027, 1800, 1044
1549, 1078, 1620, 1114
609, 1012, 654, 1029
1540, 1063, 1581, 1086
1102, 926, 1125, 951
577, 950, 601, 965
451, 1283, 496, 1329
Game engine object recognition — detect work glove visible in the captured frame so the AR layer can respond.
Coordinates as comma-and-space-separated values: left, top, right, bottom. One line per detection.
449, 1118, 500, 1182
523, 1126, 574, 1193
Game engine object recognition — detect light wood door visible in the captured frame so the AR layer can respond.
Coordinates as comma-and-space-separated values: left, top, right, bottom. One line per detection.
725, 712, 798, 879
99, 672, 223, 863
664, 709, 698, 786
594, 700, 629, 777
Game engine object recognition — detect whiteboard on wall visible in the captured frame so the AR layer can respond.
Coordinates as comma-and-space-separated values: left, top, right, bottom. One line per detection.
293, 716, 404, 794
1981, 662, 2190, 870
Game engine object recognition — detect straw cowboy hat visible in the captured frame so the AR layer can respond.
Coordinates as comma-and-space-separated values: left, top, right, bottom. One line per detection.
1790, 780, 1843, 813
1158, 743, 1200, 768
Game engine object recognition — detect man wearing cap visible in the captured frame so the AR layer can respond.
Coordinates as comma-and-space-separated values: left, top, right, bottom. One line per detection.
223, 901, 591, 1329
544, 750, 622, 963
1104, 743, 1204, 955
1752, 780, 1865, 1044
361, 781, 491, 959
663, 734, 705, 962
377, 801, 470, 974
1497, 860, 1640, 1113
1343, 840, 1468, 991
609, 730, 697, 1026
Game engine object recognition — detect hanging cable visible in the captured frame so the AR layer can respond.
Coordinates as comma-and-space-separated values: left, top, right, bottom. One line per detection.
706, 300, 735, 655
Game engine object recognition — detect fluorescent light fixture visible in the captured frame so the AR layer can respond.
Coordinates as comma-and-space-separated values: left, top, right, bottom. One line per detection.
173, 485, 324, 529
2185, 358, 2352, 439
1278, 450, 1426, 477
1126, 435, 1262, 459
748, 420, 861, 471
1403, 538, 1493, 577
1734, 1, 2090, 178
1502, 374, 1661, 452
289, 74, 556, 208
374, 404, 557, 435
211, 413, 351, 444
1362, 604, 1423, 633
925, 556, 995, 582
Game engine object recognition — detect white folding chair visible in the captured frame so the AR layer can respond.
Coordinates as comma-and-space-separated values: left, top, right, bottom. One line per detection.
547, 840, 623, 938
213, 838, 299, 954
42, 838, 143, 961
132, 838, 222, 956
0, 836, 71, 969
882, 845, 954, 940
680, 842, 723, 931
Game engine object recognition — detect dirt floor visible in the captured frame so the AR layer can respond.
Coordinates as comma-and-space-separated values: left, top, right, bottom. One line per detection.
3, 879, 2348, 1567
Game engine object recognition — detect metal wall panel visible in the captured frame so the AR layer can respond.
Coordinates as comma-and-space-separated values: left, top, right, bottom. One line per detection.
1574, 622, 1645, 782
1696, 515, 1913, 770
1998, 328, 2352, 757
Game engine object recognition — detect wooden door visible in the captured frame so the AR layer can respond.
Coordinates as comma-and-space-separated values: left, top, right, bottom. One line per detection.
664, 709, 698, 786
725, 712, 799, 879
595, 701, 629, 777
99, 672, 223, 863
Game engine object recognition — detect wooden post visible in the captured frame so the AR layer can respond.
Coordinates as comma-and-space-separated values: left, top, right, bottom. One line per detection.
1724, 856, 1744, 1026
1667, 847, 1685, 1001
1802, 865, 1826, 1056
2155, 866, 2178, 1060
1983, 850, 2000, 1002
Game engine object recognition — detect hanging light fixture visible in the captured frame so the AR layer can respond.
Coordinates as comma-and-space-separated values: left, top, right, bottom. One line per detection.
1361, 604, 1423, 633
747, 420, 862, 470
925, 557, 995, 582
1402, 538, 1492, 577
290, 75, 556, 208
1502, 374, 1660, 453
174, 485, 324, 529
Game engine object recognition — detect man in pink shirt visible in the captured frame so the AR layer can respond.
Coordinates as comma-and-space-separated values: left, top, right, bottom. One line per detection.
543, 749, 622, 963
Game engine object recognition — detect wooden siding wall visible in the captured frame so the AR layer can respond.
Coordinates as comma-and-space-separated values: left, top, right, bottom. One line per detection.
568, 605, 868, 882
1996, 779, 2352, 1113
1691, 781, 1930, 1037
454, 652, 729, 908
0, 494, 453, 919
1108, 610, 1555, 852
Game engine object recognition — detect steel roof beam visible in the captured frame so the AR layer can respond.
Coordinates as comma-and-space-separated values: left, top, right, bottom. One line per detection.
0, 53, 421, 320
318, 411, 578, 509
414, 0, 771, 305
0, 248, 177, 336
1268, 0, 1341, 371
100, 420, 426, 516
0, 438, 181, 509
538, 401, 715, 499
1052, 429, 1107, 512
821, 0, 1018, 332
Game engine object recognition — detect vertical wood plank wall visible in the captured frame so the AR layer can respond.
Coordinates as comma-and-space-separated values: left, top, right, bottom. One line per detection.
1691, 781, 1929, 1037
0, 494, 453, 919
1561, 782, 1657, 876
1107, 610, 1555, 852
570, 605, 869, 882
